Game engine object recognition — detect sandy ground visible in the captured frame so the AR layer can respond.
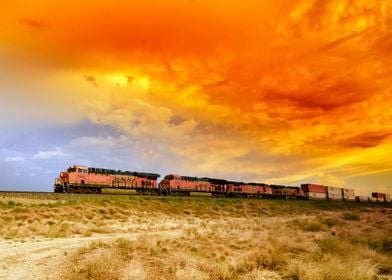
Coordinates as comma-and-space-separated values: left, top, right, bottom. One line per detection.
0, 228, 182, 280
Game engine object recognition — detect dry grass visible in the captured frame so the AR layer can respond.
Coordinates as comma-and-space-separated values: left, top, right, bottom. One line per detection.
1, 193, 391, 279
58, 209, 392, 279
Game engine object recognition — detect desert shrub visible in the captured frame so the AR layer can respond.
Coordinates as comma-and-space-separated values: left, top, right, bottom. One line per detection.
321, 216, 340, 227
249, 246, 289, 270
63, 243, 123, 280
292, 218, 324, 232
371, 238, 392, 254
116, 238, 134, 250
88, 241, 109, 250
377, 260, 392, 275
239, 269, 281, 280
63, 252, 122, 280
7, 201, 15, 207
342, 212, 360, 221
304, 221, 323, 232
319, 237, 358, 257
211, 263, 236, 280
346, 231, 392, 254
286, 257, 377, 280
175, 265, 210, 280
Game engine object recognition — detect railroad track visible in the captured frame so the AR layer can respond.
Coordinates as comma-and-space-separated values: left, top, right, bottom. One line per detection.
0, 190, 213, 197
0, 190, 134, 196
0, 190, 55, 194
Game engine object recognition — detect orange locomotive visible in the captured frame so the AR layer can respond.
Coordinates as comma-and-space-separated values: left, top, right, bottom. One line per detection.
159, 174, 273, 198
270, 185, 305, 199
159, 174, 213, 196
54, 165, 160, 194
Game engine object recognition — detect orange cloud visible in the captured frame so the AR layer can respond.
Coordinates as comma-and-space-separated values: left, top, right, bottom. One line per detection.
1, 0, 392, 192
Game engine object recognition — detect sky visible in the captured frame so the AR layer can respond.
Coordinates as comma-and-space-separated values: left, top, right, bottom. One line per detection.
0, 0, 391, 195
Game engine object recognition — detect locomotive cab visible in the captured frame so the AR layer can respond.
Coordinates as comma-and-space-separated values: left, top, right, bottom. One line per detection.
54, 165, 89, 192
159, 174, 181, 189
67, 165, 89, 186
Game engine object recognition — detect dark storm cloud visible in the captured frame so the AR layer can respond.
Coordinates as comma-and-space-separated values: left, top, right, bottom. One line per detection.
84, 75, 98, 87
19, 18, 47, 29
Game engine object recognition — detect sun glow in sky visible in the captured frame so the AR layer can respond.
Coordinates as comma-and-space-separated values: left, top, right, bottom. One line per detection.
1, 0, 392, 194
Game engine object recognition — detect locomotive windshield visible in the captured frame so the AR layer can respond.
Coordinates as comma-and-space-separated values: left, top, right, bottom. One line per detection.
67, 167, 76, 172
165, 175, 174, 180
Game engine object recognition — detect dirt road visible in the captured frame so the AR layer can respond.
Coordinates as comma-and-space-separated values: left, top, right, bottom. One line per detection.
0, 229, 182, 280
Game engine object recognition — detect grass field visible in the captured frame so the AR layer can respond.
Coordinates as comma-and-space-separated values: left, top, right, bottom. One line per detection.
0, 193, 391, 279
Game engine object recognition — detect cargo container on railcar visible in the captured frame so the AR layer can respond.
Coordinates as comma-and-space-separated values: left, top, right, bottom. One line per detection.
356, 196, 370, 202
326, 186, 343, 201
301, 184, 327, 200
342, 188, 356, 201
372, 192, 388, 203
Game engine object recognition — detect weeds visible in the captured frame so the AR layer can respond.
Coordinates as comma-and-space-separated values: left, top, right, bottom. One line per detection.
342, 211, 361, 221
0, 192, 391, 279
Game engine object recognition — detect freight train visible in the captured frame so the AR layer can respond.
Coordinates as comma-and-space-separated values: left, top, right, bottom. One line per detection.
54, 165, 391, 203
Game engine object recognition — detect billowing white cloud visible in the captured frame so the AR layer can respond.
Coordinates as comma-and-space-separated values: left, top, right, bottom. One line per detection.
32, 147, 67, 159
69, 136, 126, 148
4, 156, 25, 162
